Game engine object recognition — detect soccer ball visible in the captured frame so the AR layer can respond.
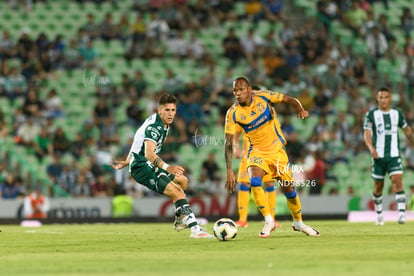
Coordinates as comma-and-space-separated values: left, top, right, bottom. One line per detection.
213, 218, 238, 241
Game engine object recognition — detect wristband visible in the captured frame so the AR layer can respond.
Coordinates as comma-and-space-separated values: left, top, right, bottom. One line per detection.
162, 163, 170, 170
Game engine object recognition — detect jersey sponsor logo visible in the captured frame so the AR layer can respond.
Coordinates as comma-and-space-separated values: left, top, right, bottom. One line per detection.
238, 105, 272, 133
248, 113, 269, 130
383, 130, 397, 135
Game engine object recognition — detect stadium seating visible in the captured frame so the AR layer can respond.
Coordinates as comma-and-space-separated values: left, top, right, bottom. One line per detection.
0, 0, 412, 197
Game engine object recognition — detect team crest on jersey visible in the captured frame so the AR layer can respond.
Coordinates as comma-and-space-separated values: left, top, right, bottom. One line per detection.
256, 102, 265, 112
377, 122, 383, 135
240, 114, 246, 121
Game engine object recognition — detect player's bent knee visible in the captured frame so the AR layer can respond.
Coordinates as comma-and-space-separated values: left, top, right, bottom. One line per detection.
175, 175, 188, 190
164, 182, 185, 201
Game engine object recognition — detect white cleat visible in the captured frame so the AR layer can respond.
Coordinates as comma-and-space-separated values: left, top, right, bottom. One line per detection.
292, 221, 320, 236
259, 220, 276, 238
173, 216, 188, 232
376, 214, 384, 226
189, 229, 214, 239
398, 214, 406, 224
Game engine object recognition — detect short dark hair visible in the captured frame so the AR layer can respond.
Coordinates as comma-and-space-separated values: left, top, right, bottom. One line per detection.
233, 77, 250, 86
376, 87, 391, 93
159, 93, 176, 105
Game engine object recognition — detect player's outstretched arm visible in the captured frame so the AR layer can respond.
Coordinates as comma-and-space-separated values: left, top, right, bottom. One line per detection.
282, 95, 309, 119
144, 140, 185, 176
225, 133, 237, 193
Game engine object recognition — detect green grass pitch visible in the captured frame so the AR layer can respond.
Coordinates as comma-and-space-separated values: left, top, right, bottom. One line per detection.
1, 220, 413, 276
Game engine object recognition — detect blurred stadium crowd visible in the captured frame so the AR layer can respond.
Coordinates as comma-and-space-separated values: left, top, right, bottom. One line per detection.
0, 0, 414, 200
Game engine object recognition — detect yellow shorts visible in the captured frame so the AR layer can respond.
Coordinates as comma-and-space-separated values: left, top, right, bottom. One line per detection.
237, 156, 275, 183
246, 148, 294, 181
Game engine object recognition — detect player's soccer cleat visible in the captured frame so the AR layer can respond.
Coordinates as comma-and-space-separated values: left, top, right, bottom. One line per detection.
292, 221, 320, 236
376, 214, 384, 226
398, 213, 406, 224
235, 220, 249, 228
189, 229, 214, 239
173, 216, 188, 232
259, 220, 276, 238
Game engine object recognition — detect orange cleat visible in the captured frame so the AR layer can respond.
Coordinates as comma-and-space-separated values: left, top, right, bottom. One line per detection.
235, 220, 249, 228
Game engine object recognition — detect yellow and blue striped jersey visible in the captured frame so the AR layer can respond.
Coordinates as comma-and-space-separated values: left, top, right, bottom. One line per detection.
225, 91, 286, 153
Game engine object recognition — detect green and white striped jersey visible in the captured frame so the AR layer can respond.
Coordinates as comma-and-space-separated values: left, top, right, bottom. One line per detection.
128, 113, 169, 158
363, 108, 407, 158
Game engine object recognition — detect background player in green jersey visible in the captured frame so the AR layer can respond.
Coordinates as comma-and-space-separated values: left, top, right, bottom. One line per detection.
363, 87, 414, 225
111, 93, 213, 238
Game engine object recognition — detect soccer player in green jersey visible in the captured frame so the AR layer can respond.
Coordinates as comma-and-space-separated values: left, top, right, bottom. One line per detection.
363, 87, 414, 225
111, 93, 213, 238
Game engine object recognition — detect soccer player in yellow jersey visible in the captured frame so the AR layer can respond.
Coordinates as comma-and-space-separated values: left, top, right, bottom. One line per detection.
224, 77, 320, 237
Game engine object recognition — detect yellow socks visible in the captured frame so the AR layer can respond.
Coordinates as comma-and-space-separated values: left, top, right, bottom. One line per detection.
265, 185, 276, 220
251, 177, 271, 217
237, 184, 250, 222
285, 189, 302, 221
